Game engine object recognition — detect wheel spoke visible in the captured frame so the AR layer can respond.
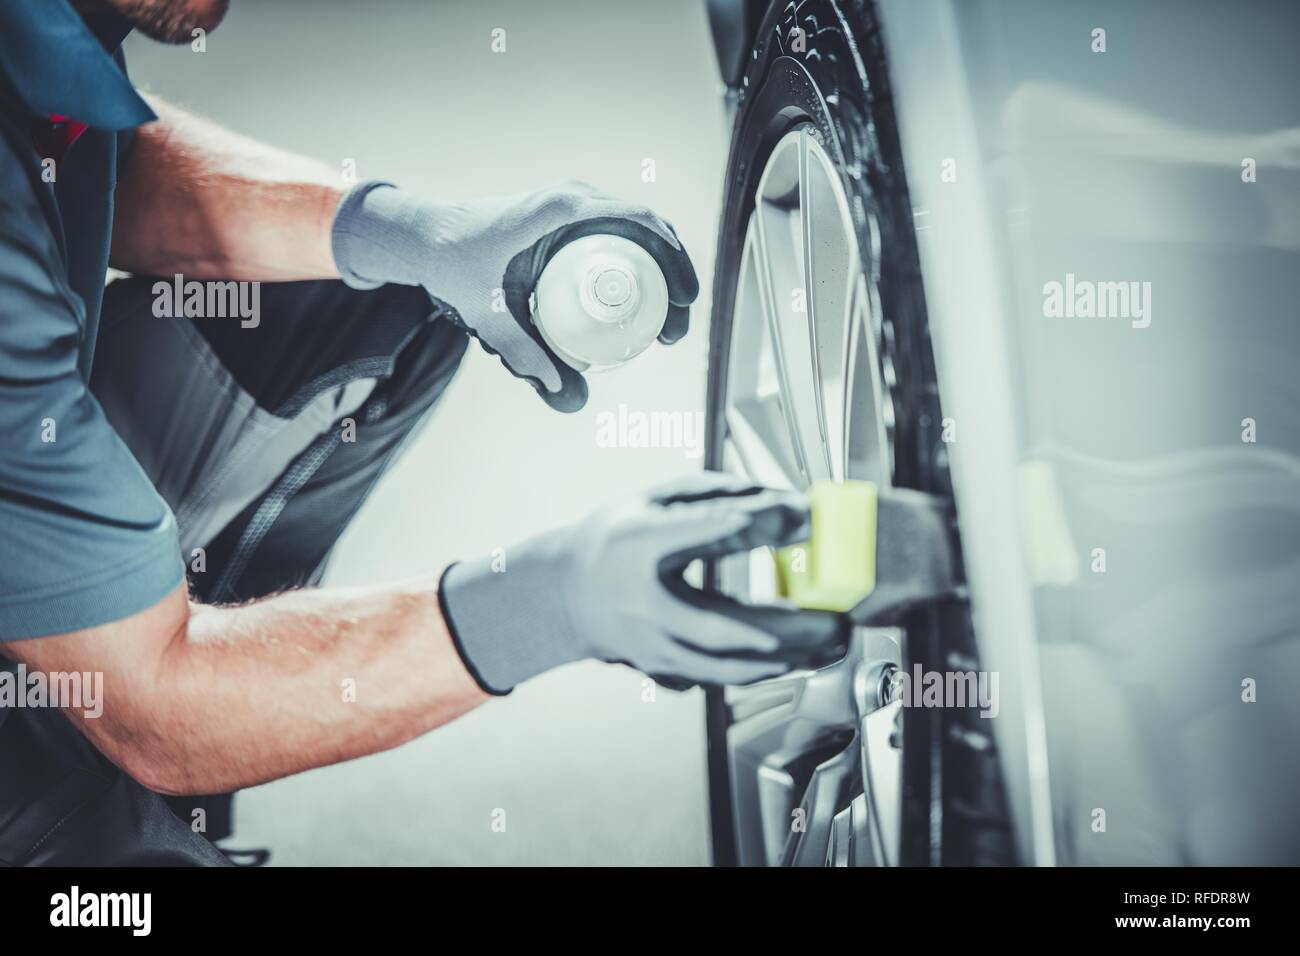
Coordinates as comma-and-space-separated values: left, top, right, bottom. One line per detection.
753, 135, 827, 485
780, 736, 861, 866
833, 794, 876, 866
861, 700, 903, 866
754, 208, 818, 484
722, 648, 858, 866
800, 129, 855, 482
845, 275, 894, 483
726, 221, 803, 489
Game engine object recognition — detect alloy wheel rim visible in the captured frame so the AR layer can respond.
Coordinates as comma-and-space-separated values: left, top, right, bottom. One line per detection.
718, 125, 904, 866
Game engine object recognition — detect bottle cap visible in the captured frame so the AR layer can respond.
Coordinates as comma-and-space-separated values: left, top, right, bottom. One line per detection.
531, 234, 669, 371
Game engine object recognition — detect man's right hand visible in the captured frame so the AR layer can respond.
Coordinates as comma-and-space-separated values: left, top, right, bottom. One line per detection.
438, 472, 849, 693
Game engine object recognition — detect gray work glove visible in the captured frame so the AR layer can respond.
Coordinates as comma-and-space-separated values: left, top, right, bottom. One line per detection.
438, 472, 848, 694
331, 180, 699, 412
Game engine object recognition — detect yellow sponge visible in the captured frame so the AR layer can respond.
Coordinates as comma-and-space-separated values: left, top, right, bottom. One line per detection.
774, 480, 877, 612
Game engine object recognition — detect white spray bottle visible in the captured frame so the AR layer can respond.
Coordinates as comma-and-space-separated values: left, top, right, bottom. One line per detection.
529, 234, 670, 371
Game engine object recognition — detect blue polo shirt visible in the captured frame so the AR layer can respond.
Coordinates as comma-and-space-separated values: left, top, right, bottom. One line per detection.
0, 0, 183, 640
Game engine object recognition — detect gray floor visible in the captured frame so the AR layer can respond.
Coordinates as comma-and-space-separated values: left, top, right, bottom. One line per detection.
124, 0, 728, 865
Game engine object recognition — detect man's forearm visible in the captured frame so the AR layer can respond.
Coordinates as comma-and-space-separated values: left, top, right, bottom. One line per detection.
111, 94, 343, 281
13, 579, 487, 796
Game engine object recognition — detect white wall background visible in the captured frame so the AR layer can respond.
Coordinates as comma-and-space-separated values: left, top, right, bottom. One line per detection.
124, 0, 728, 865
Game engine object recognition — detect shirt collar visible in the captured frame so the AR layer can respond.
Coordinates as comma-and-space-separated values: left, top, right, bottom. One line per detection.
0, 0, 156, 129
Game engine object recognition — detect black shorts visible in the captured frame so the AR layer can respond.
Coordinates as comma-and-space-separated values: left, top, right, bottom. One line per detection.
0, 278, 467, 866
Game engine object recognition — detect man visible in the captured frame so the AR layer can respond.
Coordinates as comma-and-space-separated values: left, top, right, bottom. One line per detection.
0, 0, 842, 865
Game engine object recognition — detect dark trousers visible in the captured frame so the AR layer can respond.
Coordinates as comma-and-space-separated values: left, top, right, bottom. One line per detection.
0, 279, 467, 866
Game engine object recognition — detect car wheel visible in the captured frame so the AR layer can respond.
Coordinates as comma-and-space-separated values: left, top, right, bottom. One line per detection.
704, 0, 1015, 866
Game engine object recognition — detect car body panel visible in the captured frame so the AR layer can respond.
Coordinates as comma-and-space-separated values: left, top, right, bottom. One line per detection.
877, 0, 1300, 864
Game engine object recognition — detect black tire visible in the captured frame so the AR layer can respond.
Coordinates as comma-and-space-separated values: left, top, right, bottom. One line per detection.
703, 0, 1016, 866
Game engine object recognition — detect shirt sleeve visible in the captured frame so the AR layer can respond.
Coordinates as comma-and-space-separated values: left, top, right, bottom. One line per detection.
0, 132, 182, 641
